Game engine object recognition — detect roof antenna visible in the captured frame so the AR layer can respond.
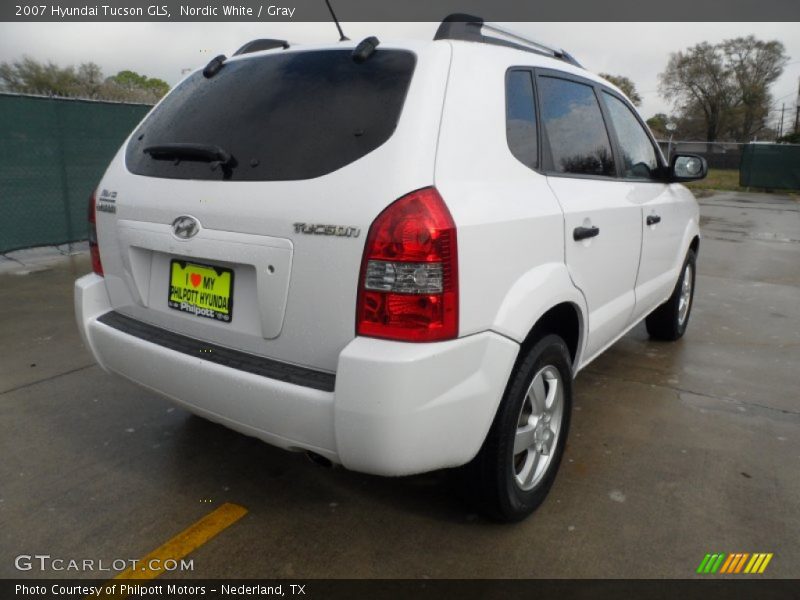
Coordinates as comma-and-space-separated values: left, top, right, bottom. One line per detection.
323, 0, 349, 41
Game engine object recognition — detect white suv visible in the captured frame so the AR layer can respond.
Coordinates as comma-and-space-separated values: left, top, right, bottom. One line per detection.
75, 15, 706, 521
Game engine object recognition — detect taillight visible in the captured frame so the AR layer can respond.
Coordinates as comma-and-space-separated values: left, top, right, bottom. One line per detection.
356, 187, 458, 342
88, 190, 103, 276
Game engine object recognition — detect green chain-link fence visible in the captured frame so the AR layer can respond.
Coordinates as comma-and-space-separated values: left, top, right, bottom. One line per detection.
740, 143, 800, 190
0, 93, 150, 253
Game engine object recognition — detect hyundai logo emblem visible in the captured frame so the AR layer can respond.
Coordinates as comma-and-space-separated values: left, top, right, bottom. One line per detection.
172, 215, 200, 239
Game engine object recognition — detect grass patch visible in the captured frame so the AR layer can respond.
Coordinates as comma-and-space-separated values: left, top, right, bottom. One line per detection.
685, 169, 798, 197
685, 169, 743, 192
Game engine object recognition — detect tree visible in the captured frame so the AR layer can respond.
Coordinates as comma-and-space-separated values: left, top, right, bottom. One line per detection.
0, 57, 169, 103
106, 70, 169, 98
777, 131, 800, 144
722, 36, 788, 140
106, 69, 148, 91
646, 113, 670, 137
600, 73, 642, 106
659, 42, 735, 142
0, 56, 78, 96
76, 62, 105, 98
104, 70, 170, 103
659, 37, 788, 142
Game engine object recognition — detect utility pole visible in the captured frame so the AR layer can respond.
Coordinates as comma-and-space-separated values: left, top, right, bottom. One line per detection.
778, 104, 785, 139
795, 76, 800, 133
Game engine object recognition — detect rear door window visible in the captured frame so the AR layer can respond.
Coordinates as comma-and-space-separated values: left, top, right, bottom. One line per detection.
125, 50, 416, 181
537, 76, 615, 177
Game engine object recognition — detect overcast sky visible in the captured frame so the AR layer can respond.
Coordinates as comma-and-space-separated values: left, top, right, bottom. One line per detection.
1, 22, 798, 126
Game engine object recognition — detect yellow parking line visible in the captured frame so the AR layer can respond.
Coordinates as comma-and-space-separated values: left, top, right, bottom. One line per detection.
117, 502, 247, 579
92, 503, 247, 599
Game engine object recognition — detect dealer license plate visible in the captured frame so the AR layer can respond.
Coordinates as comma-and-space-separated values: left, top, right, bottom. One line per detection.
168, 260, 234, 322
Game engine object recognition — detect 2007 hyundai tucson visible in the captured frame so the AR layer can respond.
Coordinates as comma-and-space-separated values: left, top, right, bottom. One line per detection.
75, 15, 707, 521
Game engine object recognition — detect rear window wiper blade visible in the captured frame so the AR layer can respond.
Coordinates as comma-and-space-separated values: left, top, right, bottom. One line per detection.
143, 143, 234, 166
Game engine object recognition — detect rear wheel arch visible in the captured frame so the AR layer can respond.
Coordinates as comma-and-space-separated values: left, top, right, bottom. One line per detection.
519, 302, 583, 373
490, 263, 587, 367
464, 332, 574, 521
463, 303, 584, 520
469, 300, 583, 462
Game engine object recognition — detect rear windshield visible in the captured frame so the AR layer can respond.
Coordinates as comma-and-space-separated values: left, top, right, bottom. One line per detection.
125, 49, 416, 181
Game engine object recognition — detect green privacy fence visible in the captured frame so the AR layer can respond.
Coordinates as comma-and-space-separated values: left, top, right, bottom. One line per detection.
740, 143, 800, 190
0, 93, 150, 253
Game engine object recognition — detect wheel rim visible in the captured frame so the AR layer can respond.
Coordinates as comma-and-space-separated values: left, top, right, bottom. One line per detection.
513, 365, 564, 491
678, 263, 693, 326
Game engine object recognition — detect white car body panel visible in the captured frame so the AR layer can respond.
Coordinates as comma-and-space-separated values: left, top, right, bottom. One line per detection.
545, 176, 642, 359
631, 182, 699, 324
434, 44, 574, 340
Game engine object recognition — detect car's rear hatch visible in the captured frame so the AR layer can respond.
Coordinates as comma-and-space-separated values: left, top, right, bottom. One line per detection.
94, 41, 452, 373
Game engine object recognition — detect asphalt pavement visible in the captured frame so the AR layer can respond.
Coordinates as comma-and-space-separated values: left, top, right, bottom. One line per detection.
1, 191, 798, 579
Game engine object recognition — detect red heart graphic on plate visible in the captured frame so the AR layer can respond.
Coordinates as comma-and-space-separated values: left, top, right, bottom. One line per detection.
190, 273, 202, 288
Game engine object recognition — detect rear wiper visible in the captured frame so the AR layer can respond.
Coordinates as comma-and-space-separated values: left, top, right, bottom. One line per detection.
143, 143, 233, 166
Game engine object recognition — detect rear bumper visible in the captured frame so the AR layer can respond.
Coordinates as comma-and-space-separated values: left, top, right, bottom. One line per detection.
75, 273, 519, 476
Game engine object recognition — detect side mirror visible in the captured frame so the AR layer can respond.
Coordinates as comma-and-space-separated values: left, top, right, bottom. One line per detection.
670, 153, 707, 182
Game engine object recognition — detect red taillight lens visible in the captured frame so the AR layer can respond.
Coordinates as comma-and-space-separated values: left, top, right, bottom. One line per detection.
356, 187, 458, 342
88, 190, 103, 276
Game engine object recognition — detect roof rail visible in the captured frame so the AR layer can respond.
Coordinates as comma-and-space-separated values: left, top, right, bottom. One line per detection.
233, 39, 290, 56
434, 14, 583, 68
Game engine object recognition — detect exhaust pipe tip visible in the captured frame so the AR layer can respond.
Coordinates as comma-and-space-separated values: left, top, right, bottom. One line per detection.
305, 451, 334, 469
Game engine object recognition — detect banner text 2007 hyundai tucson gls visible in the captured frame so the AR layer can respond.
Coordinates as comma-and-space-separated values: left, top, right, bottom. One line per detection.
75, 16, 706, 521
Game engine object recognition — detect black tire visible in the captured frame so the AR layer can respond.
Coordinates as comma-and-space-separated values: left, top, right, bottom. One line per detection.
645, 249, 697, 341
465, 334, 572, 522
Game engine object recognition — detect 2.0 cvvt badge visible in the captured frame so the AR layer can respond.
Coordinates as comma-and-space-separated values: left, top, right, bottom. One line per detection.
172, 215, 200, 239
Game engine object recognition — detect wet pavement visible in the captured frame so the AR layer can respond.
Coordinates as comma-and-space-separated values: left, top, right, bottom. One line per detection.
1, 191, 798, 579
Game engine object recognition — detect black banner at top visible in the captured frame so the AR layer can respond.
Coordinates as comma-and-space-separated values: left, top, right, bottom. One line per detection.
2, 0, 800, 22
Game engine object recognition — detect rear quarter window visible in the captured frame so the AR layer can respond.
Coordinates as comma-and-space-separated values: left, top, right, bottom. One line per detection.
506, 70, 538, 170
125, 49, 416, 181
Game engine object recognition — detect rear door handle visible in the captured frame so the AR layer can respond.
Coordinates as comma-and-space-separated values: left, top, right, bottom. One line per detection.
646, 214, 661, 226
573, 226, 600, 241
